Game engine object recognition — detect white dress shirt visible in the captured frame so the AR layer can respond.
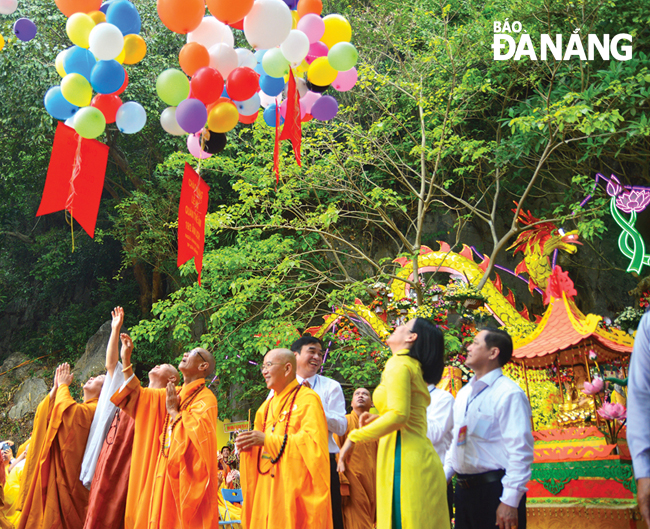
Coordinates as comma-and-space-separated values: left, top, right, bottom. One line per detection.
426, 384, 455, 463
444, 367, 534, 508
629, 311, 650, 479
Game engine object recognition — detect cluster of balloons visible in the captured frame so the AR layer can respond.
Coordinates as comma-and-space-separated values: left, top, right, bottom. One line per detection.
154, 0, 358, 158
0, 0, 37, 50
43, 0, 148, 139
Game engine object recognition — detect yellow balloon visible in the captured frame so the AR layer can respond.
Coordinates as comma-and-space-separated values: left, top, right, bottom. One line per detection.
123, 34, 147, 65
61, 73, 93, 107
55, 50, 68, 77
208, 102, 239, 133
307, 56, 337, 86
115, 46, 126, 64
88, 10, 106, 24
321, 14, 351, 49
291, 11, 299, 30
66, 13, 96, 49
296, 59, 309, 74
0, 34, 4, 52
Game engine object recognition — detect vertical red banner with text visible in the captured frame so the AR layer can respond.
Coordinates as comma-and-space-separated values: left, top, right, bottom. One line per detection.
177, 163, 210, 285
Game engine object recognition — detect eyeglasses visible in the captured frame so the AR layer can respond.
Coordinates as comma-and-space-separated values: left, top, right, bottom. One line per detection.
260, 362, 284, 372
195, 350, 207, 363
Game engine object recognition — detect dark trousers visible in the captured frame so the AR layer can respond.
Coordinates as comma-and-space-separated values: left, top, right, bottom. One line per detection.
330, 453, 344, 529
454, 477, 526, 529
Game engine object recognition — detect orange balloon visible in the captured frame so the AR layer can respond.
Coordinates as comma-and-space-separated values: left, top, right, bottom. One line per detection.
206, 0, 254, 25
157, 0, 204, 34
55, 0, 102, 17
179, 42, 210, 76
297, 0, 322, 18
88, 10, 106, 24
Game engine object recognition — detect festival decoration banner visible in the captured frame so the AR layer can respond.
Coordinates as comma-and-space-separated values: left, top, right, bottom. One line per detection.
36, 122, 109, 240
177, 163, 209, 285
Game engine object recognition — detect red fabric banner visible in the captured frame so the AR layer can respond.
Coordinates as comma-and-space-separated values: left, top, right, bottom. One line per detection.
273, 69, 302, 184
177, 163, 210, 285
36, 122, 109, 238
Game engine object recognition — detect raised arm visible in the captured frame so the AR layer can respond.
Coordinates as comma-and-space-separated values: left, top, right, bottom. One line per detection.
106, 306, 124, 377
120, 333, 134, 379
49, 365, 60, 400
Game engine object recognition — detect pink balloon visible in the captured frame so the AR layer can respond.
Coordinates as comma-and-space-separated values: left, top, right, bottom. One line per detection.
300, 90, 321, 113
187, 132, 212, 159
332, 67, 357, 92
296, 14, 324, 44
280, 98, 306, 119
306, 41, 328, 64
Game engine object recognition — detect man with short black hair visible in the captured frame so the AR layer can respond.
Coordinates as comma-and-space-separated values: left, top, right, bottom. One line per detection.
444, 328, 534, 529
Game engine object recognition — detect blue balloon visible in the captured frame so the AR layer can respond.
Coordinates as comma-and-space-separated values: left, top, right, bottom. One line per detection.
115, 101, 147, 134
254, 62, 265, 76
221, 86, 230, 99
254, 49, 267, 63
91, 60, 126, 94
44, 86, 79, 121
106, 0, 141, 35
63, 46, 96, 81
99, 0, 119, 14
281, 0, 298, 8
263, 103, 284, 127
234, 93, 261, 116
259, 75, 285, 97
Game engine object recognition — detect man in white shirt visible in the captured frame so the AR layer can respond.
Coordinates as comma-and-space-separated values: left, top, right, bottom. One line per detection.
292, 335, 347, 529
444, 328, 534, 529
427, 384, 454, 520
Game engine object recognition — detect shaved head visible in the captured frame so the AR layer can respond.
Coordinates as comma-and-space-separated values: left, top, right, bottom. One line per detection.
263, 348, 296, 393
179, 347, 215, 384
149, 363, 179, 389
352, 387, 372, 414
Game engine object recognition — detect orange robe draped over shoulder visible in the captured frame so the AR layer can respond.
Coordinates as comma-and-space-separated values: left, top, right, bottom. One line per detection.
334, 412, 378, 529
17, 385, 98, 529
240, 379, 332, 529
0, 458, 11, 529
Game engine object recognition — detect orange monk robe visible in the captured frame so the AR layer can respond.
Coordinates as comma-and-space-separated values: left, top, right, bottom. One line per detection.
148, 379, 220, 529
0, 457, 11, 529
110, 377, 167, 529
17, 385, 98, 529
240, 379, 332, 529
4, 458, 25, 527
334, 412, 379, 529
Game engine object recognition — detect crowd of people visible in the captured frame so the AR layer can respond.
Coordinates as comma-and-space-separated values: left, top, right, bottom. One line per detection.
1, 307, 649, 529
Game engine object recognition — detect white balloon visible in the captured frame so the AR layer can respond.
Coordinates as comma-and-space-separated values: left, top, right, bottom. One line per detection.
88, 23, 124, 61
0, 0, 17, 15
65, 116, 76, 128
259, 92, 281, 109
160, 107, 186, 136
280, 30, 310, 65
234, 93, 261, 116
187, 16, 234, 50
236, 48, 257, 69
208, 43, 239, 78
244, 0, 292, 50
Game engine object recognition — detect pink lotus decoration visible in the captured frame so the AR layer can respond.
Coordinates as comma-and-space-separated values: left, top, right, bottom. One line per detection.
606, 175, 623, 197
597, 402, 627, 421
582, 377, 604, 395
616, 189, 650, 213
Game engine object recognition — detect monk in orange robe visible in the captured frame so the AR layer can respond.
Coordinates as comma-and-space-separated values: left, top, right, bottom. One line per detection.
237, 348, 332, 529
334, 388, 379, 529
17, 363, 104, 529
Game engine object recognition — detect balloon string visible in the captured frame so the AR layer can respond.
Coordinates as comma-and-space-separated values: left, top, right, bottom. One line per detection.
65, 134, 83, 253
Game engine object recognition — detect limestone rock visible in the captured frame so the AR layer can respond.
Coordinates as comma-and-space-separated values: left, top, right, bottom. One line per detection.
74, 320, 128, 381
9, 377, 48, 419
0, 352, 45, 389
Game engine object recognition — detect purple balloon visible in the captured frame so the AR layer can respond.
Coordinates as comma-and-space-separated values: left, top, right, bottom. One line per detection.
306, 41, 328, 65
14, 18, 37, 42
176, 98, 208, 134
311, 95, 338, 121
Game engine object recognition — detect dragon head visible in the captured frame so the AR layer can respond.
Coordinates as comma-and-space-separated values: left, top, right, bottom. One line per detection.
544, 228, 581, 256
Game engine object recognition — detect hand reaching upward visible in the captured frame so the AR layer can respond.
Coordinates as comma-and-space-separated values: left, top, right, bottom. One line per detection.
166, 380, 180, 421
58, 363, 74, 386
120, 333, 133, 366
49, 365, 60, 400
111, 306, 124, 331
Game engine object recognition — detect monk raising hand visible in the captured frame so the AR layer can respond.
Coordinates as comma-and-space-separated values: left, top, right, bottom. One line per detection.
166, 381, 180, 420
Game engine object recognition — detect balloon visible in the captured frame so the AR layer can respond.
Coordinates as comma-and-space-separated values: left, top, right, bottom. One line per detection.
328, 41, 357, 71
207, 100, 238, 132
321, 14, 351, 48
179, 42, 209, 76
307, 56, 337, 86
91, 60, 125, 94
306, 41, 328, 64
122, 34, 146, 64
262, 48, 290, 78
61, 73, 93, 107
332, 66, 357, 91
254, 49, 267, 63
63, 46, 96, 80
291, 10, 299, 29
176, 98, 208, 133
279, 97, 306, 119
302, 112, 313, 123
0, 0, 17, 15
187, 133, 212, 158
295, 76, 309, 97
280, 29, 310, 65
259, 92, 281, 108
282, 0, 298, 9
208, 43, 239, 77
296, 0, 322, 18
157, 0, 204, 34
55, 48, 74, 78
206, 0, 253, 25
236, 48, 257, 69
201, 130, 227, 154
228, 19, 244, 31
55, 0, 102, 17
244, 0, 292, 50
106, 0, 141, 35
263, 103, 283, 127
191, 67, 224, 105
88, 10, 106, 24
88, 23, 124, 60
234, 93, 260, 116
13, 19, 37, 42
156, 69, 190, 106
300, 90, 320, 113
239, 111, 258, 124
311, 94, 337, 120
116, 101, 146, 133
160, 107, 186, 135
66, 13, 95, 48
0, 34, 4, 52
297, 13, 324, 44
44, 86, 79, 120
226, 67, 260, 102
306, 80, 329, 93
259, 74, 285, 97
91, 93, 122, 122
188, 16, 234, 50
74, 106, 106, 138
111, 68, 129, 95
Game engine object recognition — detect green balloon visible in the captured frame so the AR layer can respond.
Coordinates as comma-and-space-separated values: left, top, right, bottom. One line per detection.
74, 107, 106, 139
156, 69, 190, 106
327, 42, 358, 72
262, 48, 290, 79
61, 73, 93, 107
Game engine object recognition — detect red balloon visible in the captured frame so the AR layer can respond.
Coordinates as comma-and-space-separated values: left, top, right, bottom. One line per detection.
110, 69, 129, 96
228, 19, 244, 30
302, 113, 313, 123
226, 67, 259, 102
239, 111, 258, 124
191, 67, 224, 106
91, 94, 122, 123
